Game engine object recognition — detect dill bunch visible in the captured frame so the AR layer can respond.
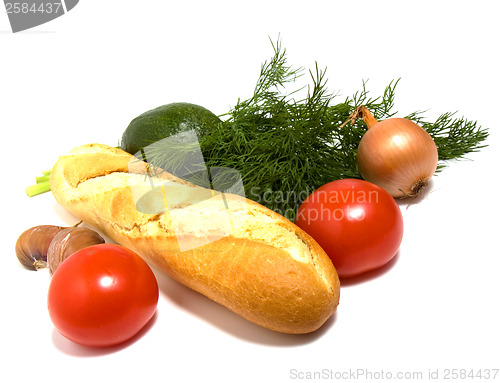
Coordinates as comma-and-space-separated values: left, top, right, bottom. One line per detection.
26, 39, 488, 203
200, 39, 488, 220
131, 38, 486, 221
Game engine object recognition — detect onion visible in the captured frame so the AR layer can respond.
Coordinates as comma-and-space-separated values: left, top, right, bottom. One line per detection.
355, 106, 438, 198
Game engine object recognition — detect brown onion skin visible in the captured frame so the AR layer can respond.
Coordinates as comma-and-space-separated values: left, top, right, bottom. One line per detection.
357, 117, 438, 198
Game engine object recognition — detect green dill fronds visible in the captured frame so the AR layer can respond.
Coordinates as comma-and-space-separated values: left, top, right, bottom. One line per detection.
201, 38, 488, 220
135, 38, 488, 220
422, 112, 489, 161
27, 39, 488, 211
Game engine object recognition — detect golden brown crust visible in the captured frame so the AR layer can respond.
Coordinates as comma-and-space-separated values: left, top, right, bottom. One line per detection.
50, 143, 340, 333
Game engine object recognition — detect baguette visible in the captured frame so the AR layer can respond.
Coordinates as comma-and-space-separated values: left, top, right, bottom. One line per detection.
50, 143, 340, 334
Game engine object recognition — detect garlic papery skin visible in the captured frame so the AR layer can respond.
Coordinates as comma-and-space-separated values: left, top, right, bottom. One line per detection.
47, 227, 105, 275
356, 110, 439, 198
15, 225, 65, 270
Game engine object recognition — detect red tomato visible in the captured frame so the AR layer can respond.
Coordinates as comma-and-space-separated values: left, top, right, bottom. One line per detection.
47, 244, 159, 347
295, 179, 403, 278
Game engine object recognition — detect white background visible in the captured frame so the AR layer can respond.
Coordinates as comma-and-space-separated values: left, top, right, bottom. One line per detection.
1, 1, 499, 382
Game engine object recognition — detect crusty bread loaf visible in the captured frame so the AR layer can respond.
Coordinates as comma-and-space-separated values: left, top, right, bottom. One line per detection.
50, 143, 340, 333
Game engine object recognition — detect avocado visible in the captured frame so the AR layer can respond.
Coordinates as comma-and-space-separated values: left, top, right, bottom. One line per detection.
121, 102, 221, 156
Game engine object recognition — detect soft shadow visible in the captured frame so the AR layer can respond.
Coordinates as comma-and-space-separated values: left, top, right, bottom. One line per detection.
51, 311, 158, 357
50, 205, 336, 347
153, 267, 336, 347
339, 251, 400, 287
52, 202, 116, 243
52, 202, 80, 225
396, 179, 436, 208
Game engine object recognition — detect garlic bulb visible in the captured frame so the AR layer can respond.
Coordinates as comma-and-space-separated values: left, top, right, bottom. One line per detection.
15, 225, 65, 270
47, 227, 105, 274
15, 224, 105, 274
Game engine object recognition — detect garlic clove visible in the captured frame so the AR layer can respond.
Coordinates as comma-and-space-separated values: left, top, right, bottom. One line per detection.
15, 225, 66, 271
47, 227, 105, 275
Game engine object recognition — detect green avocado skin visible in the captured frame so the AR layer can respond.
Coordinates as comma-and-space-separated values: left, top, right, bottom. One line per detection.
121, 102, 221, 155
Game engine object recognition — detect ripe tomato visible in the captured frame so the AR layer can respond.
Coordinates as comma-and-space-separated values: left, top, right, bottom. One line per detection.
295, 179, 403, 278
47, 244, 159, 347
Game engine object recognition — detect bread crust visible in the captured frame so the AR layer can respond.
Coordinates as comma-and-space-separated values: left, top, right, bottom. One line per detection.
50, 143, 340, 333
